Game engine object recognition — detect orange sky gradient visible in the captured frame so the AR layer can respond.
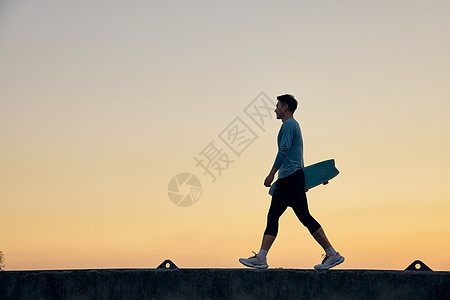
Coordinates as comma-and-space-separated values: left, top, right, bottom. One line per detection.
1, 1, 449, 271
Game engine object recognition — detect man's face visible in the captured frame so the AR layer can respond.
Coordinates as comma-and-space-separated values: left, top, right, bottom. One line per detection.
275, 101, 288, 119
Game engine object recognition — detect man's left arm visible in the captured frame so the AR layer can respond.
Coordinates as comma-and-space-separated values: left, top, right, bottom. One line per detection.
264, 166, 279, 187
265, 123, 294, 187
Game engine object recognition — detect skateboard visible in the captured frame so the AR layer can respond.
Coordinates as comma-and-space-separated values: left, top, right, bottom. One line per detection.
269, 159, 339, 195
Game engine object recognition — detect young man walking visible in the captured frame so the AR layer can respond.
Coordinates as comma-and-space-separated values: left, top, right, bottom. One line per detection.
239, 94, 344, 270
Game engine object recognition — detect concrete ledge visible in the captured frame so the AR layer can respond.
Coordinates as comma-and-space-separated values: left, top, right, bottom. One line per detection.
1, 268, 449, 300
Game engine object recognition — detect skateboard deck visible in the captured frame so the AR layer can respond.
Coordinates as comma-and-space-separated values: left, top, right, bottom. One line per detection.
269, 159, 339, 195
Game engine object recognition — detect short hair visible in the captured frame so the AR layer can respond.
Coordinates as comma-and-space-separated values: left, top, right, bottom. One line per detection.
277, 94, 298, 113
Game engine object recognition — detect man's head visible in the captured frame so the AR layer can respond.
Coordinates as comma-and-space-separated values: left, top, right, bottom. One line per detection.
275, 94, 298, 120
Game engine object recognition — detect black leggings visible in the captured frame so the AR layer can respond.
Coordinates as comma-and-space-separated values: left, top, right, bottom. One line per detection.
264, 169, 321, 237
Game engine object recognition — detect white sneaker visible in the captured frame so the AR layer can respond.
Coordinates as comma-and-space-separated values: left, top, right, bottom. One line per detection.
314, 253, 344, 270
239, 252, 268, 269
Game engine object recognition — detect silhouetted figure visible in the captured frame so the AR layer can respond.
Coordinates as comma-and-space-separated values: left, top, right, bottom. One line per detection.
239, 94, 344, 270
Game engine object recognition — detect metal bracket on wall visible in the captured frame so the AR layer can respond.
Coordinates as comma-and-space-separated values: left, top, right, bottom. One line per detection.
405, 260, 432, 271
157, 259, 179, 269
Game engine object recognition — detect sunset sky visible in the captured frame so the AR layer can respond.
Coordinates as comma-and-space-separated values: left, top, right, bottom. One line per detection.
1, 0, 449, 271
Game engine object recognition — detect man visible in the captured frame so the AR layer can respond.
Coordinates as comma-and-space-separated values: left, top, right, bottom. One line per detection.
239, 94, 344, 270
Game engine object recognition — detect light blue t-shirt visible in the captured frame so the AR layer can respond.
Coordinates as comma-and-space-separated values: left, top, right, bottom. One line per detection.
273, 117, 304, 179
